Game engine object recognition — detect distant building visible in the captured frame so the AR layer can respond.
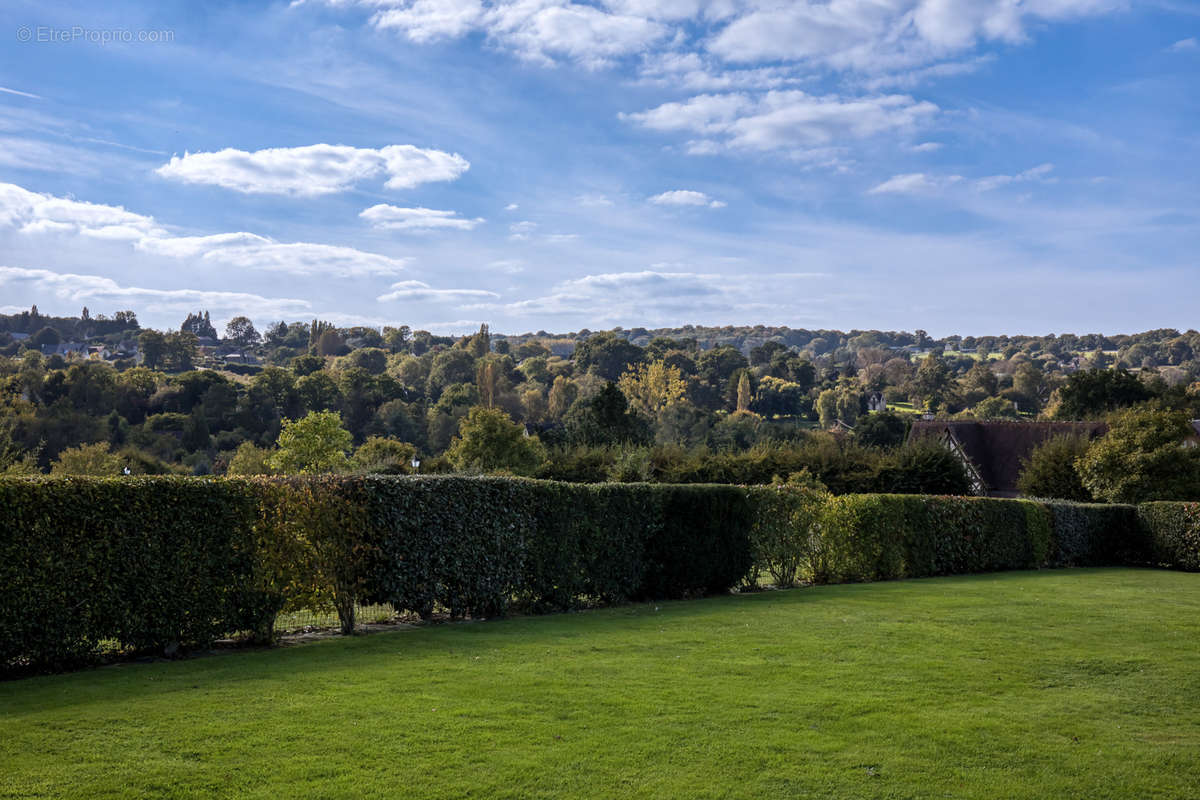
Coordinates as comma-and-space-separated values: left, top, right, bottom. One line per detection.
907, 420, 1108, 497
867, 392, 887, 412
40, 342, 87, 357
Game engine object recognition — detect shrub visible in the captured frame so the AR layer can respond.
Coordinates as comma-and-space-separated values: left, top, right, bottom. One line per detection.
745, 486, 828, 588
1042, 501, 1143, 567
0, 477, 262, 670
1017, 435, 1093, 502
1138, 502, 1200, 571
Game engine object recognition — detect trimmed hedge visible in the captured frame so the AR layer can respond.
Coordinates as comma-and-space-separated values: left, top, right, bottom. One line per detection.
0, 477, 263, 670
0, 476, 757, 671
1139, 502, 1200, 571
0, 475, 1179, 674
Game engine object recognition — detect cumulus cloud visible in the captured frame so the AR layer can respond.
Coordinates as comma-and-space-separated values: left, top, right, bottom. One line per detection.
156, 143, 469, 196
0, 266, 312, 318
1166, 37, 1197, 52
0, 181, 409, 277
363, 0, 669, 67
313, 0, 1121, 75
623, 90, 937, 154
649, 189, 725, 208
377, 280, 500, 302
709, 0, 1123, 71
867, 172, 962, 195
360, 204, 484, 231
0, 182, 162, 240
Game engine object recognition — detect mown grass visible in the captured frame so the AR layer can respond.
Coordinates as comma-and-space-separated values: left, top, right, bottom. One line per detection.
3, 568, 1199, 799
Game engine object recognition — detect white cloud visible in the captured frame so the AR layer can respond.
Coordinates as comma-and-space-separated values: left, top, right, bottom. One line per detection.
504, 203, 519, 211
623, 90, 937, 154
0, 266, 312, 318
911, 141, 943, 152
502, 270, 732, 319
360, 204, 484, 231
867, 172, 962, 195
974, 163, 1055, 192
649, 189, 725, 208
709, 0, 1124, 72
363, 0, 669, 67
509, 220, 537, 240
577, 193, 615, 207
0, 182, 162, 240
1166, 37, 1197, 52
156, 143, 469, 196
0, 181, 410, 277
377, 279, 500, 302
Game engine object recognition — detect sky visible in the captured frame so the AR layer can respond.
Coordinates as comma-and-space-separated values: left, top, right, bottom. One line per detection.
0, 0, 1196, 338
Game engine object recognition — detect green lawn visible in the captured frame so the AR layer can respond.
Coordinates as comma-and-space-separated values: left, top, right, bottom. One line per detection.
3, 568, 1200, 799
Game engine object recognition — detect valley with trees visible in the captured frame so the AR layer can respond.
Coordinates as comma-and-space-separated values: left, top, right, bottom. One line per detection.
2, 307, 1198, 502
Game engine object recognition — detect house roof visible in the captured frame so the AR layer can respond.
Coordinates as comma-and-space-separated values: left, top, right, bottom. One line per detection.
908, 420, 1108, 495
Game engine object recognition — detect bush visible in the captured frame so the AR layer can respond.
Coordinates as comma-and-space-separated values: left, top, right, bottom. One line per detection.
636, 485, 754, 600
0, 477, 262, 670
1042, 501, 1143, 567
1138, 502, 1200, 571
1017, 435, 1093, 502
745, 486, 828, 588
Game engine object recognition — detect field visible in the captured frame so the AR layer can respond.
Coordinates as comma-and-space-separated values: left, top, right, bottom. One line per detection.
3, 568, 1199, 799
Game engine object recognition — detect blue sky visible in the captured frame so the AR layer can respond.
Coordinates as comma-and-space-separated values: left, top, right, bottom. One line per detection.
0, 0, 1196, 337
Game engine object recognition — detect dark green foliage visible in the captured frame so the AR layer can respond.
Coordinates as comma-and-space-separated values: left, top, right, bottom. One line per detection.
1041, 501, 1143, 567
1017, 435, 1093, 501
0, 474, 1178, 675
0, 477, 262, 671
635, 485, 755, 600
872, 441, 972, 495
854, 411, 909, 449
1138, 502, 1200, 570
1054, 368, 1153, 419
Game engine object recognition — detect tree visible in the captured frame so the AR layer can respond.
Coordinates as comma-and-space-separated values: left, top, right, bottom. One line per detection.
181, 311, 218, 340
911, 353, 953, 411
972, 395, 1019, 420
351, 436, 416, 474
446, 406, 545, 475
137, 330, 166, 370
268, 411, 353, 474
618, 360, 688, 415
564, 382, 651, 446
50, 442, 122, 475
224, 316, 261, 356
1054, 369, 1154, 420
227, 442, 274, 475
547, 375, 578, 420
817, 388, 838, 429
736, 371, 752, 413
855, 412, 908, 449
1017, 436, 1093, 501
30, 327, 61, 349
1077, 408, 1200, 503
574, 332, 644, 381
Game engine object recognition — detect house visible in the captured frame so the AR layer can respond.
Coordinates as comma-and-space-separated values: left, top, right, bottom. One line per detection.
40, 341, 87, 357
867, 392, 887, 412
907, 420, 1108, 497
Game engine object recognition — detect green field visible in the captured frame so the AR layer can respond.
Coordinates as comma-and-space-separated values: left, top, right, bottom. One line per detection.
3, 569, 1199, 799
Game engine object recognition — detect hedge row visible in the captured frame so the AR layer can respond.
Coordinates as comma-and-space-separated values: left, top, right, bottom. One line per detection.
1138, 502, 1200, 571
0, 476, 754, 670
4, 477, 1197, 674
